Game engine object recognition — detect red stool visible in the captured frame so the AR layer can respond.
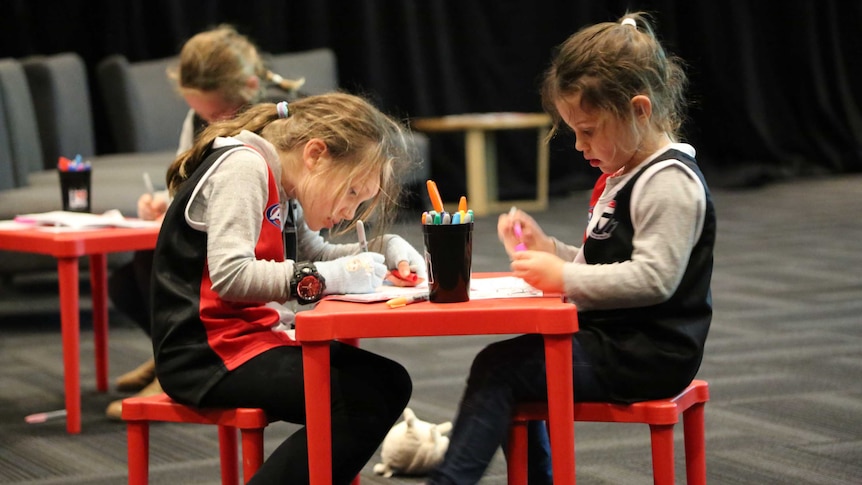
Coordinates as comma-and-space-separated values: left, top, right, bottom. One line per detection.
507, 379, 709, 485
122, 393, 270, 485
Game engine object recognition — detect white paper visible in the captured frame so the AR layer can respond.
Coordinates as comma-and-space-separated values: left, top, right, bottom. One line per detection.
325, 276, 542, 303
469, 276, 543, 300
12, 210, 160, 230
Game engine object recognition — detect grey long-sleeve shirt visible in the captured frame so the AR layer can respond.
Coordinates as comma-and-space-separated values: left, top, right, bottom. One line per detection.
183, 131, 360, 304
556, 143, 706, 311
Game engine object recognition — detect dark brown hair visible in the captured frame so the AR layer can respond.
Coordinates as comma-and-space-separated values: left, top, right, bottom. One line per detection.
541, 12, 688, 141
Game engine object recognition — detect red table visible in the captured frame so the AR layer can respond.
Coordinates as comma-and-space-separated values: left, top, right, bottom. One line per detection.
0, 226, 160, 433
295, 275, 579, 484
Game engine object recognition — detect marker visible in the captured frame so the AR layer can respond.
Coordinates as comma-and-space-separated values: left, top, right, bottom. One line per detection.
426, 180, 445, 213
389, 268, 419, 283
25, 409, 67, 424
356, 219, 368, 252
442, 212, 451, 225
509, 206, 527, 251
143, 172, 155, 196
57, 156, 71, 171
386, 292, 430, 308
458, 195, 467, 214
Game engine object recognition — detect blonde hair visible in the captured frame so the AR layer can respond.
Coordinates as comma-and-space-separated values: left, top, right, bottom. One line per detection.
167, 92, 412, 231
541, 11, 688, 141
167, 25, 304, 106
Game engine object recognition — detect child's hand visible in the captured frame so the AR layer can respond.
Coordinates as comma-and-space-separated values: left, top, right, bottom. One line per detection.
137, 193, 168, 221
385, 262, 425, 287
375, 235, 427, 286
317, 253, 387, 294
510, 250, 566, 293
497, 209, 554, 256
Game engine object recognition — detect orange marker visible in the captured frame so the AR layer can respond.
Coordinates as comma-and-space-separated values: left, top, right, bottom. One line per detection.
386, 293, 430, 308
426, 180, 445, 213
458, 195, 467, 213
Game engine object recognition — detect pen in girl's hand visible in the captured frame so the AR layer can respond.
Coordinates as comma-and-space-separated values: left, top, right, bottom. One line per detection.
356, 219, 368, 252
143, 172, 155, 196
509, 206, 527, 251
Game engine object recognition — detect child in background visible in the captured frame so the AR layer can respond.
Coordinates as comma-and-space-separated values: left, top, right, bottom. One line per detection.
427, 12, 716, 484
153, 93, 424, 484
170, 24, 306, 154
105, 24, 305, 418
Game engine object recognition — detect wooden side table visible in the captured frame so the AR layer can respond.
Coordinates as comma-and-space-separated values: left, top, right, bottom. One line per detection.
412, 112, 552, 216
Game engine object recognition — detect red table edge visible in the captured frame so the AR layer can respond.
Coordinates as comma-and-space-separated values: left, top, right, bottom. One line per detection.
0, 226, 159, 257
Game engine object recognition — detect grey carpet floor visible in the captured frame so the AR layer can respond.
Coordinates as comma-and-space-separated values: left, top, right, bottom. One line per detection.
1, 173, 861, 484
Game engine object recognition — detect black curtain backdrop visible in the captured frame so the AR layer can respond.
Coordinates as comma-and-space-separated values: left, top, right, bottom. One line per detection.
2, 0, 860, 200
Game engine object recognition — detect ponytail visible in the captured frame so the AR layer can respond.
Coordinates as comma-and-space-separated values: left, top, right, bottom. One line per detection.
166, 104, 280, 193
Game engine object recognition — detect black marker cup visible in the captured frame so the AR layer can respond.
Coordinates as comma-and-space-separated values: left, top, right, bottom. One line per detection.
59, 169, 91, 212
422, 222, 473, 303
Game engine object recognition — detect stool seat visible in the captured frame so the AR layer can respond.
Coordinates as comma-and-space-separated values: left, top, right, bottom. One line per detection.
122, 392, 270, 485
508, 379, 709, 485
122, 392, 270, 428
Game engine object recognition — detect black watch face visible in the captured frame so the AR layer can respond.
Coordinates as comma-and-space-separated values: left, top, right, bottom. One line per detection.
297, 274, 323, 301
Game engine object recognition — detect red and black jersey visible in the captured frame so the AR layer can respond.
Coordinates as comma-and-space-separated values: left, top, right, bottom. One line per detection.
577, 149, 716, 403
151, 143, 296, 406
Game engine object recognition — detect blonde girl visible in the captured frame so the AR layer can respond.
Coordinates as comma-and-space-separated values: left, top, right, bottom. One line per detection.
151, 93, 424, 484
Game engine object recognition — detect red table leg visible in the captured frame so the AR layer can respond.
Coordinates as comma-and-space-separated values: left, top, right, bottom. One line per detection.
544, 334, 575, 484
89, 253, 109, 392
303, 341, 332, 484
58, 257, 81, 434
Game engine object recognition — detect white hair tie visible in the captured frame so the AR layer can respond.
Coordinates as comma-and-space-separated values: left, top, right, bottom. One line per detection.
276, 101, 290, 119
621, 18, 637, 28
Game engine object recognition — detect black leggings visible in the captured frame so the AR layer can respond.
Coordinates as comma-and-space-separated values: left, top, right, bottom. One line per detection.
108, 250, 154, 335
200, 342, 412, 485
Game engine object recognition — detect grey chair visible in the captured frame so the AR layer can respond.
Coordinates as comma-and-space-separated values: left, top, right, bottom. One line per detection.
22, 53, 96, 168
96, 55, 188, 153
0, 58, 44, 188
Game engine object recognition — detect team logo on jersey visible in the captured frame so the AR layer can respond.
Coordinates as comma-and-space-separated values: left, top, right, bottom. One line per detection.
265, 203, 281, 228
589, 200, 618, 240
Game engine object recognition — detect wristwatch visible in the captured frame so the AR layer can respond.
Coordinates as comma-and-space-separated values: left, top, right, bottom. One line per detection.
291, 262, 326, 305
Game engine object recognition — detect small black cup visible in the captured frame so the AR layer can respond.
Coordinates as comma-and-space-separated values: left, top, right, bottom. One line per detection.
59, 169, 91, 212
422, 222, 473, 303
